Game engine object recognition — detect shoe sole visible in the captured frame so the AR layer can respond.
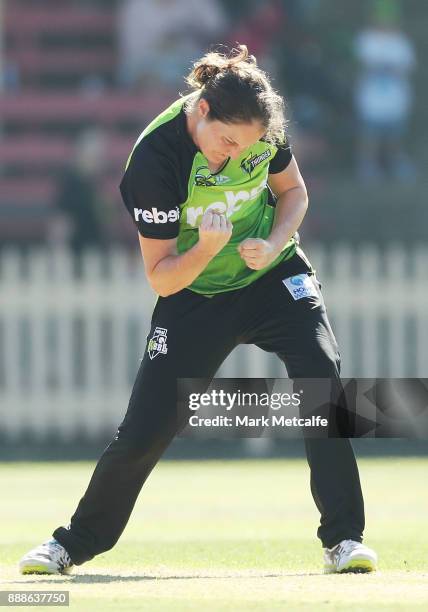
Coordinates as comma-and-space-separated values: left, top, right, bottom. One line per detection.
324, 558, 377, 574
338, 558, 377, 573
19, 563, 73, 575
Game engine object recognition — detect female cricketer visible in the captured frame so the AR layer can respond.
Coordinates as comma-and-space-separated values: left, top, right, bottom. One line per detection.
19, 46, 377, 575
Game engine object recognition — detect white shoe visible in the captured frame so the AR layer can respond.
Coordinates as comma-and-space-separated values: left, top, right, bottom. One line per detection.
323, 539, 377, 573
19, 538, 73, 575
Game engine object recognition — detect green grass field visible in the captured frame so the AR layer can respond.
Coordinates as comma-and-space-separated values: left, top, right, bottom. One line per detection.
0, 458, 427, 611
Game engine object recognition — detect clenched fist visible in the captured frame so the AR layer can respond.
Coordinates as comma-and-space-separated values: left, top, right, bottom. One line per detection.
238, 238, 278, 270
198, 209, 233, 257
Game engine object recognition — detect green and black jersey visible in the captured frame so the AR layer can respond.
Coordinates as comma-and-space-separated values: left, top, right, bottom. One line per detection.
120, 95, 296, 295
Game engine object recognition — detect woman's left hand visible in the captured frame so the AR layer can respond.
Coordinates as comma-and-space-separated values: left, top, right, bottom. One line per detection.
238, 238, 279, 270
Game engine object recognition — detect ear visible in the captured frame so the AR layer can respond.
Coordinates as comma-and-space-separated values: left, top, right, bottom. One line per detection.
198, 98, 210, 118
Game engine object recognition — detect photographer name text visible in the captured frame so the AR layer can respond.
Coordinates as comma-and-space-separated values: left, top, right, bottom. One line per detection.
188, 415, 328, 428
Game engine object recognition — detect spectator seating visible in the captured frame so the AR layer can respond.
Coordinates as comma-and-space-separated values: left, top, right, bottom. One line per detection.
0, 93, 169, 126
1, 0, 172, 245
5, 2, 118, 87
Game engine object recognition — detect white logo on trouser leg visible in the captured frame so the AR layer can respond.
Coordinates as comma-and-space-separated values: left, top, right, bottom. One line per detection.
148, 327, 168, 360
282, 274, 318, 300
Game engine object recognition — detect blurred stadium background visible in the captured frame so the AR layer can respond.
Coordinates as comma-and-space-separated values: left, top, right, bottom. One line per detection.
0, 0, 427, 458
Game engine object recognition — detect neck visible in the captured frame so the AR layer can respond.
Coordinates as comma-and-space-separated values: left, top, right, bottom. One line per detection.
185, 104, 200, 149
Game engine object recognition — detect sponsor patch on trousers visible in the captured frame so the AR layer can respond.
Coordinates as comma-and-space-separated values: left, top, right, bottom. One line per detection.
282, 273, 318, 300
148, 327, 168, 359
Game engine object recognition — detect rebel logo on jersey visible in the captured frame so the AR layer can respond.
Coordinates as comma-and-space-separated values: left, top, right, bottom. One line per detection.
186, 176, 267, 226
134, 207, 180, 224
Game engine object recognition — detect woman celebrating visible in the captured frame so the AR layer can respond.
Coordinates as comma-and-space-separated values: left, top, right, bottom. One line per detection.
20, 46, 377, 575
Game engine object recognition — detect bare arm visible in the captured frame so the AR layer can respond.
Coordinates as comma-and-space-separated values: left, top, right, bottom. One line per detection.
267, 156, 309, 253
238, 157, 308, 269
139, 210, 232, 297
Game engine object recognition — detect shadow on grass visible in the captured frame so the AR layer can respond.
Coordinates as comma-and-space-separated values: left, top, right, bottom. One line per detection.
9, 571, 323, 584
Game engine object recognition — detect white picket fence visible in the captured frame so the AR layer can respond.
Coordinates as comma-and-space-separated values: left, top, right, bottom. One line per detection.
1, 244, 427, 440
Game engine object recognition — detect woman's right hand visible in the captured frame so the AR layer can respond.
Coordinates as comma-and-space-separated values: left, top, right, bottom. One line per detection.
197, 209, 233, 256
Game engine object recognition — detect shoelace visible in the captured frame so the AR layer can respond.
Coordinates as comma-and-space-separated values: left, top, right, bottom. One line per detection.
335, 539, 360, 557
45, 540, 72, 568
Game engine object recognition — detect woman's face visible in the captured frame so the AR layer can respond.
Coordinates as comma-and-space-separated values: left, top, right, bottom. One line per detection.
190, 99, 265, 165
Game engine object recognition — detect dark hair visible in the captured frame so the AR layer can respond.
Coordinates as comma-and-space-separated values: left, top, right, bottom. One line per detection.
184, 45, 287, 145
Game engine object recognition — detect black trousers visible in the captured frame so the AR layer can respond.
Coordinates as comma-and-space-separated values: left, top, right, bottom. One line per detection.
53, 248, 365, 564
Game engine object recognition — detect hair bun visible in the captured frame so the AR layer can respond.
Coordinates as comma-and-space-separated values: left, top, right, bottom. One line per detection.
191, 62, 223, 87
186, 45, 255, 89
